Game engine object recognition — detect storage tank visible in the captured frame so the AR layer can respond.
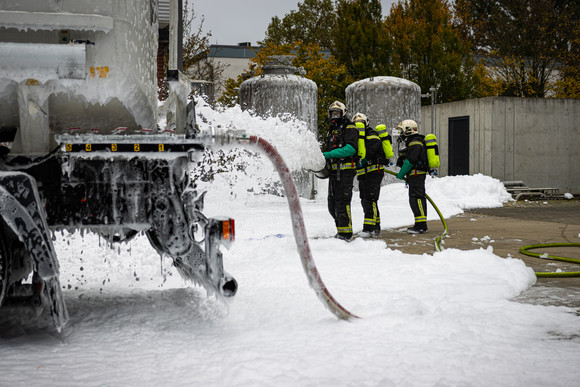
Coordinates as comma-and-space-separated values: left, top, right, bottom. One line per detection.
346, 76, 421, 132
239, 55, 318, 133
0, 0, 158, 154
346, 76, 422, 181
239, 55, 319, 199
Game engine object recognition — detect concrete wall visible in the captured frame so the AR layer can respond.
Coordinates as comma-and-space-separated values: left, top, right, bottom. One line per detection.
422, 97, 580, 194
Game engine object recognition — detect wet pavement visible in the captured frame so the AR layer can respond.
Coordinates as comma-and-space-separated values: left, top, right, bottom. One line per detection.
376, 199, 580, 310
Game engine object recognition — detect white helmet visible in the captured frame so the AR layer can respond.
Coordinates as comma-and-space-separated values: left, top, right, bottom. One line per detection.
396, 119, 418, 137
352, 112, 368, 127
328, 101, 346, 120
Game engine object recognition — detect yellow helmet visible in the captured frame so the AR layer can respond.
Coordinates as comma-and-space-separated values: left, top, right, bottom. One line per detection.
396, 119, 418, 137
328, 101, 346, 120
352, 112, 368, 127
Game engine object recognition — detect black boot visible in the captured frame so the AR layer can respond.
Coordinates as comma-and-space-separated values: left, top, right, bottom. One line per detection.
407, 224, 428, 234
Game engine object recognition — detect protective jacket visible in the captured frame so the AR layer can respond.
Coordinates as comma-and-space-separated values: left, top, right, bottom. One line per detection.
323, 116, 358, 239
396, 133, 428, 230
323, 117, 359, 172
397, 134, 428, 178
357, 124, 387, 176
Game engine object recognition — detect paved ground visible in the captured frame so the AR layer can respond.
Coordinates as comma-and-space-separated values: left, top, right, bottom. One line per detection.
376, 199, 580, 311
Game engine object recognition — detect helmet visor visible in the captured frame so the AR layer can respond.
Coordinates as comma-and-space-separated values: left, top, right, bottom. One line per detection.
330, 110, 342, 119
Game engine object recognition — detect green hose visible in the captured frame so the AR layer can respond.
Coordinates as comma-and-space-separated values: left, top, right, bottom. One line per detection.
384, 169, 579, 275
384, 169, 448, 251
519, 243, 580, 278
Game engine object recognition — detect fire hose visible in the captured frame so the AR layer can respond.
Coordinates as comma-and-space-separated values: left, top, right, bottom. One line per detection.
383, 169, 448, 252
223, 132, 447, 319
244, 135, 359, 321
519, 243, 580, 277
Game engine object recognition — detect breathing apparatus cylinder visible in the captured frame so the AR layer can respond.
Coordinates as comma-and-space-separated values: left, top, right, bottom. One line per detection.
355, 122, 366, 160
424, 133, 440, 169
375, 124, 394, 159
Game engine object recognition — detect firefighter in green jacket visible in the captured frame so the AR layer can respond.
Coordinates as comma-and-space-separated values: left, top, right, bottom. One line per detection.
322, 101, 359, 241
396, 119, 429, 234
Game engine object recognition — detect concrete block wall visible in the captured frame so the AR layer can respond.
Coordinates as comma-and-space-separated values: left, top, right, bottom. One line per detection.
422, 97, 580, 194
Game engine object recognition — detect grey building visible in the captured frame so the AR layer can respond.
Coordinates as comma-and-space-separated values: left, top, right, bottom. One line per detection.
421, 97, 580, 194
208, 43, 260, 99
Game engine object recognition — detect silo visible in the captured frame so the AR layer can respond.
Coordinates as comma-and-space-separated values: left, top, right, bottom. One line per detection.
239, 55, 319, 198
346, 76, 421, 132
239, 55, 317, 133
346, 76, 422, 182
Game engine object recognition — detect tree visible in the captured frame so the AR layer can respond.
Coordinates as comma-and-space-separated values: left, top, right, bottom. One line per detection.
386, 0, 481, 103
455, 0, 578, 97
331, 0, 392, 80
261, 0, 336, 49
181, 1, 227, 98
157, 1, 226, 101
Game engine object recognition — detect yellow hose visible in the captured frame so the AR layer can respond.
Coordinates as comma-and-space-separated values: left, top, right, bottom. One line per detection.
519, 243, 580, 277
384, 169, 448, 251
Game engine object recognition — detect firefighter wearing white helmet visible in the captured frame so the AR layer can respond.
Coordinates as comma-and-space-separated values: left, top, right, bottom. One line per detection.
320, 100, 359, 241
396, 119, 429, 234
353, 112, 385, 238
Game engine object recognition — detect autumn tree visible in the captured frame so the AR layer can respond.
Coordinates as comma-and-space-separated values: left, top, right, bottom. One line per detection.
261, 0, 336, 49
386, 0, 481, 103
455, 0, 577, 97
331, 0, 392, 80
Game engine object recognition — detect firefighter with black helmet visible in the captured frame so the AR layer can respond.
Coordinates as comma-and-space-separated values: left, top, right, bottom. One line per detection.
396, 119, 429, 234
322, 101, 359, 241
353, 112, 385, 238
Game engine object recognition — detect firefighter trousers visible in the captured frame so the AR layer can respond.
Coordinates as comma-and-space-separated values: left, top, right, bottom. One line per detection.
358, 169, 384, 232
328, 169, 356, 238
407, 173, 427, 227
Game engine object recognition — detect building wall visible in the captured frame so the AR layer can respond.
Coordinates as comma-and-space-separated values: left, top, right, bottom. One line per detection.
208, 44, 259, 99
422, 97, 580, 194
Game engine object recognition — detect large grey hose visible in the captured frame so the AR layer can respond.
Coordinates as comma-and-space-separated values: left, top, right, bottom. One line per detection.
246, 135, 359, 320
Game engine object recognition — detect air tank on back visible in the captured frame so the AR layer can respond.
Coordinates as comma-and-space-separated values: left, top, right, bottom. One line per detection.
346, 76, 421, 181
239, 55, 318, 198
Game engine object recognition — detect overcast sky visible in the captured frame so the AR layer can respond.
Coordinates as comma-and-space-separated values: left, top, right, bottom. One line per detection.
194, 0, 398, 46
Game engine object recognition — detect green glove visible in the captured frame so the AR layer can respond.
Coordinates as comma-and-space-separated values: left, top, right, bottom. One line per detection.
322, 144, 356, 159
397, 159, 414, 179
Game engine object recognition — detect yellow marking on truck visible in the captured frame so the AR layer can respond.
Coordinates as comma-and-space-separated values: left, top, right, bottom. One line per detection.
85, 144, 92, 152
111, 144, 118, 152
90, 66, 109, 78
158, 144, 165, 151
66, 144, 72, 152
134, 144, 140, 152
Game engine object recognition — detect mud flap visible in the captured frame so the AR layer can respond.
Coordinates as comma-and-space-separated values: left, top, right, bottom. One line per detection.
0, 172, 68, 331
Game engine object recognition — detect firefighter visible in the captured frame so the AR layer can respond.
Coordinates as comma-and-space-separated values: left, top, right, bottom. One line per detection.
353, 113, 385, 238
396, 119, 429, 234
322, 101, 359, 241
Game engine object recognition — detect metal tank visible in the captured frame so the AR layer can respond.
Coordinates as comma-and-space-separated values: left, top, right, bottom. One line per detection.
239, 55, 318, 133
346, 76, 421, 132
239, 55, 319, 198
346, 76, 421, 182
